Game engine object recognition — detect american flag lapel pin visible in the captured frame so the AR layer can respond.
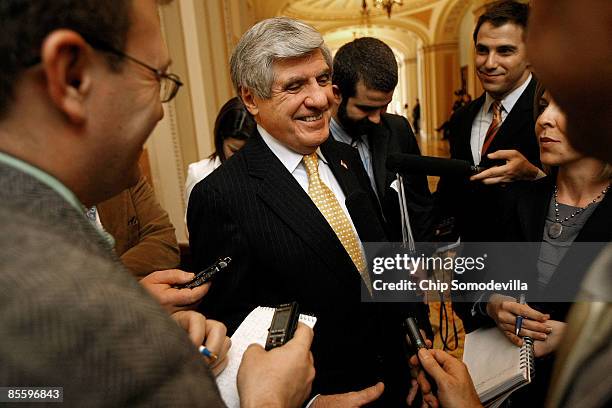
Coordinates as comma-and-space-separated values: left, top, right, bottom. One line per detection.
340, 160, 348, 170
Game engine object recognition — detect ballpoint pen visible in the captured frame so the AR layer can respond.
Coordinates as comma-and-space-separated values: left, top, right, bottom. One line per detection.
199, 345, 218, 362
514, 293, 526, 336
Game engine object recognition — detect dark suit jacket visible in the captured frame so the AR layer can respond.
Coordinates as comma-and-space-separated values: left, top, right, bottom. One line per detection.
0, 161, 223, 407
98, 175, 180, 278
436, 77, 541, 242
336, 113, 435, 242
188, 133, 425, 404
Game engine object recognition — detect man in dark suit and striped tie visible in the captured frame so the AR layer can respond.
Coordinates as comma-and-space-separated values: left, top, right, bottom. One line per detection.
435, 1, 545, 330
436, 0, 544, 244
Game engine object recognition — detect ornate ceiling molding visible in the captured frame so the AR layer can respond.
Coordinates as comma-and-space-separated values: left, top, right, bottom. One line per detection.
434, 0, 474, 43
315, 15, 431, 44
323, 23, 420, 57
421, 41, 458, 53
280, 0, 440, 21
251, 1, 473, 49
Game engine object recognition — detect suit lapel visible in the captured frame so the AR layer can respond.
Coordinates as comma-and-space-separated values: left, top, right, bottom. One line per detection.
519, 178, 552, 241
97, 189, 130, 253
574, 191, 612, 242
484, 78, 536, 157
321, 138, 387, 242
0, 162, 117, 260
245, 135, 359, 282
368, 124, 390, 198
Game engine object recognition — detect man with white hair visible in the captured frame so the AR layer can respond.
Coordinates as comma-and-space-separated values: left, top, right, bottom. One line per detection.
189, 17, 422, 406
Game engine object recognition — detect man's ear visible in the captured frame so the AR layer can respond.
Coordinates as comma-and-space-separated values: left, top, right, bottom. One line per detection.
40, 30, 93, 125
240, 87, 259, 116
332, 84, 343, 105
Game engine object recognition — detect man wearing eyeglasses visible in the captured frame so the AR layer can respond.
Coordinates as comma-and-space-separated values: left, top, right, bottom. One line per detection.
0, 0, 314, 406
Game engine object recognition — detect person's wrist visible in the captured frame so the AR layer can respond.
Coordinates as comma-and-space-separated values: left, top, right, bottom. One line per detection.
485, 301, 493, 319
485, 293, 500, 319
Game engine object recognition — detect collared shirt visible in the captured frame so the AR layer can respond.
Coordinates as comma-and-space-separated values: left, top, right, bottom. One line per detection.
329, 117, 378, 198
0, 151, 115, 247
471, 73, 533, 164
258, 124, 362, 243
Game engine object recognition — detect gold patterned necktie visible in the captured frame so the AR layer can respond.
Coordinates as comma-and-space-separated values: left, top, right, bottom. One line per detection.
481, 100, 502, 156
303, 153, 370, 289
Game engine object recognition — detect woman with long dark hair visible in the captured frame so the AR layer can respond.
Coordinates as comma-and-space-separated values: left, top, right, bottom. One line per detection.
185, 97, 256, 203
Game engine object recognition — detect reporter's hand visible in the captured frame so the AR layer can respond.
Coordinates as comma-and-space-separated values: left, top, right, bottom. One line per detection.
417, 349, 482, 408
237, 323, 315, 408
533, 320, 566, 358
470, 150, 541, 185
486, 294, 551, 346
140, 269, 209, 313
407, 336, 437, 407
171, 311, 231, 376
312, 382, 384, 408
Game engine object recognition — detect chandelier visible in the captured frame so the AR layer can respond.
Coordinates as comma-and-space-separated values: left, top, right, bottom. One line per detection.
361, 0, 404, 18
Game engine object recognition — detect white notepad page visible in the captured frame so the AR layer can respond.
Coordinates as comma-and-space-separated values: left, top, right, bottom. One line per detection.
215, 306, 317, 408
463, 326, 532, 405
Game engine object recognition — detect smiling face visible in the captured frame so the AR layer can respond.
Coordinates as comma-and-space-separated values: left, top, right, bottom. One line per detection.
89, 0, 168, 199
335, 80, 393, 137
242, 49, 333, 155
535, 91, 582, 167
475, 22, 531, 99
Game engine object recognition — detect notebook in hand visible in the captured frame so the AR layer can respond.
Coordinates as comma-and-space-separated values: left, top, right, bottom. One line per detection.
463, 327, 535, 408
215, 306, 317, 408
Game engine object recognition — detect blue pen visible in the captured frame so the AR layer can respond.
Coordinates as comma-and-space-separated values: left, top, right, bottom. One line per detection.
515, 293, 526, 336
199, 345, 218, 362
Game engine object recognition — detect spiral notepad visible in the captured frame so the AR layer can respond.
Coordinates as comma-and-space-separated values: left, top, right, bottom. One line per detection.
215, 306, 317, 408
463, 327, 535, 408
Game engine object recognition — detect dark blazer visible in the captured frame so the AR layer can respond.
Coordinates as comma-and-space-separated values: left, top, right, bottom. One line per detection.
349, 113, 435, 242
436, 77, 541, 242
188, 133, 425, 404
97, 175, 180, 278
475, 176, 612, 407
497, 175, 612, 319
0, 161, 224, 407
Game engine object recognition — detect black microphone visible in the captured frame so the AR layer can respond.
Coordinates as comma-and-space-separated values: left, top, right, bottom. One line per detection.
386, 154, 488, 176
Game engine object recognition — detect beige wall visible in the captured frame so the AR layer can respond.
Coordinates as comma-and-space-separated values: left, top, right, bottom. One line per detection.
146, 0, 255, 243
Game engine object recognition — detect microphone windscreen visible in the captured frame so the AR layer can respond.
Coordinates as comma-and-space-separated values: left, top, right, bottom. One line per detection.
386, 154, 473, 176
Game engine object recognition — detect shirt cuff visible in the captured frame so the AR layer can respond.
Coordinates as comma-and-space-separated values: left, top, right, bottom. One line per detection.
534, 169, 547, 180
471, 292, 491, 318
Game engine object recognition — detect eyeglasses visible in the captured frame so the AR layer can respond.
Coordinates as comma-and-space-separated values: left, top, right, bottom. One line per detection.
24, 36, 183, 103
89, 39, 183, 103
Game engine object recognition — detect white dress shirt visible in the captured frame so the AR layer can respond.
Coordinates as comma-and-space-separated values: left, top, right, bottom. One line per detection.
258, 124, 363, 243
470, 73, 532, 164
